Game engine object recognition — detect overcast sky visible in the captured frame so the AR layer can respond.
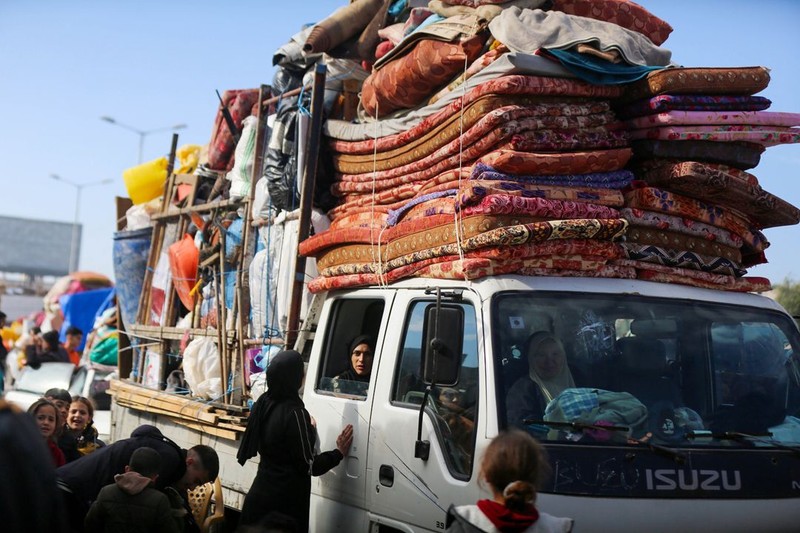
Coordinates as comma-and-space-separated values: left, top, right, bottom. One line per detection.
1, 0, 797, 284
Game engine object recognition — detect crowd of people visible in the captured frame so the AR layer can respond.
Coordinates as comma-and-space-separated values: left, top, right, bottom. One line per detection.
1, 312, 576, 533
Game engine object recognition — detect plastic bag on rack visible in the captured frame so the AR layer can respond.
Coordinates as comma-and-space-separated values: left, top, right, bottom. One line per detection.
182, 337, 222, 400
226, 115, 258, 200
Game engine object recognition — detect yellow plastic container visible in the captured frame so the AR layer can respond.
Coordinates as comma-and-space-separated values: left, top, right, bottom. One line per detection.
123, 156, 168, 204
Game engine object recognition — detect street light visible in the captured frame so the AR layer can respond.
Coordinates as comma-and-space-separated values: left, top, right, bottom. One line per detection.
100, 116, 187, 164
49, 174, 113, 274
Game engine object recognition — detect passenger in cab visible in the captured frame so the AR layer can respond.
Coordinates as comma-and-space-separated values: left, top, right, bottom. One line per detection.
333, 335, 374, 396
446, 429, 574, 532
506, 332, 579, 429
67, 396, 105, 457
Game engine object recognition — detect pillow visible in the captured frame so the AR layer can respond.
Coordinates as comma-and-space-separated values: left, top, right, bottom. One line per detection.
551, 0, 673, 45
361, 33, 488, 118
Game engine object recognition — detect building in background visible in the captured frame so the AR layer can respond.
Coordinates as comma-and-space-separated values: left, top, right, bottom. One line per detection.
0, 215, 76, 295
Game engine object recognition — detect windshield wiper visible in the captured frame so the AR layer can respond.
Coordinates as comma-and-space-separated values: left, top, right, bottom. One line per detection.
525, 419, 686, 462
687, 430, 800, 457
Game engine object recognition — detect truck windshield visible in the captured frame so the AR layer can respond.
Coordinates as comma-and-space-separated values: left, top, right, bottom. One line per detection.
493, 292, 800, 448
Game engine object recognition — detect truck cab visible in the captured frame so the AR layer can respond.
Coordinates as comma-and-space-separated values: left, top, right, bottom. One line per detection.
302, 275, 800, 532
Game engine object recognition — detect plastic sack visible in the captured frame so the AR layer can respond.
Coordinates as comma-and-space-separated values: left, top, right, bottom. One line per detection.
125, 204, 151, 231
226, 116, 258, 200
168, 234, 199, 311
182, 337, 222, 400
123, 157, 168, 204
89, 335, 119, 366
175, 144, 202, 175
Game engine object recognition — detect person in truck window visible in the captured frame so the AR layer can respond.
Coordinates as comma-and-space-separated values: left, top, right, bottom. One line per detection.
506, 332, 581, 429
446, 429, 574, 532
237, 350, 353, 533
332, 335, 374, 396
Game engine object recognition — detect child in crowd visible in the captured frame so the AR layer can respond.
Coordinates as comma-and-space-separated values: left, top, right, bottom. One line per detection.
45, 388, 80, 462
67, 396, 105, 456
84, 446, 179, 533
446, 430, 573, 533
27, 398, 65, 467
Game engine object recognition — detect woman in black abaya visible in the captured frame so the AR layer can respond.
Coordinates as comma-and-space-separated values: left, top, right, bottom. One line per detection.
237, 350, 353, 532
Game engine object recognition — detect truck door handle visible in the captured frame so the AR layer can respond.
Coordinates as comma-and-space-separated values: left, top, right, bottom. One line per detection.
379, 464, 394, 487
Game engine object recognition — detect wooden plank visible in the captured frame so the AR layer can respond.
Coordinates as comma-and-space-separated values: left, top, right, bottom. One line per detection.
150, 198, 244, 221
127, 325, 218, 341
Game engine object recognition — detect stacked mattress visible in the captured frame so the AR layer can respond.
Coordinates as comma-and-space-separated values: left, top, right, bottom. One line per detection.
296, 1, 799, 294
613, 67, 800, 291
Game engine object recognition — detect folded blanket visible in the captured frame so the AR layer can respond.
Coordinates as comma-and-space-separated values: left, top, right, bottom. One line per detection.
623, 185, 758, 248
458, 180, 625, 208
620, 243, 746, 277
628, 125, 800, 147
333, 100, 614, 172
478, 147, 632, 174
489, 7, 672, 67
334, 105, 617, 175
622, 67, 771, 103
614, 259, 771, 293
630, 140, 763, 170
625, 110, 800, 129
619, 207, 747, 250
471, 164, 635, 189
616, 95, 772, 119
625, 225, 743, 264
637, 161, 800, 229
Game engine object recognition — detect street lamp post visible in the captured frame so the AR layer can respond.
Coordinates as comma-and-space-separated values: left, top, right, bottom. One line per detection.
100, 116, 187, 164
49, 174, 113, 274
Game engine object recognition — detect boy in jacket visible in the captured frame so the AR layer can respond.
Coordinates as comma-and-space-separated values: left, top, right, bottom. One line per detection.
84, 446, 178, 533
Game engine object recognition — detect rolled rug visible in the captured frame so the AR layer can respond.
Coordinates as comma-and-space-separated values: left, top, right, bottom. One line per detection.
304, 0, 385, 55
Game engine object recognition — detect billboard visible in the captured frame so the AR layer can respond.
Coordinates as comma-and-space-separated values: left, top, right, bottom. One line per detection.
0, 215, 79, 276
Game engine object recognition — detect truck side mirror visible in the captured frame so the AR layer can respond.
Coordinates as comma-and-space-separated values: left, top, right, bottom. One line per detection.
421, 304, 464, 387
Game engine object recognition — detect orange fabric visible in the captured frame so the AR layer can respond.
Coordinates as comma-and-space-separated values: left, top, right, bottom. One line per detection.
168, 234, 199, 311
65, 346, 81, 366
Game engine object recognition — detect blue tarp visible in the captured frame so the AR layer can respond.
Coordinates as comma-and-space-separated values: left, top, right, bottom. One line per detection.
59, 288, 115, 351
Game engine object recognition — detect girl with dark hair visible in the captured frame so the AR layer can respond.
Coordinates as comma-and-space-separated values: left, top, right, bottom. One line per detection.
446, 430, 573, 533
28, 398, 66, 467
237, 350, 354, 532
67, 396, 105, 456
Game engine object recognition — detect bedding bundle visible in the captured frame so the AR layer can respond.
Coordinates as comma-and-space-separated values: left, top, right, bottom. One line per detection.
272, 0, 799, 293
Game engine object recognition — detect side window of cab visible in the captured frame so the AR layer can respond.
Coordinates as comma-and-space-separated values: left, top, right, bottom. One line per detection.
315, 298, 385, 399
392, 300, 480, 480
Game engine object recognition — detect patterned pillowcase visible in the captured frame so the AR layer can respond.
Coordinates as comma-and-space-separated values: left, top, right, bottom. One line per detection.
361, 33, 488, 118
550, 0, 673, 45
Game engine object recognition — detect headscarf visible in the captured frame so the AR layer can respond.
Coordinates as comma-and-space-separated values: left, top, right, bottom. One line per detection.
237, 350, 304, 465
340, 335, 375, 382
525, 331, 575, 404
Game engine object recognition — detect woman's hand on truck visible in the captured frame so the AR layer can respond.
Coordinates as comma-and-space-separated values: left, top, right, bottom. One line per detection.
336, 424, 354, 456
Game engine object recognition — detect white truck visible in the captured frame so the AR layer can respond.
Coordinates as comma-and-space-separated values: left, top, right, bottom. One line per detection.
112, 273, 800, 532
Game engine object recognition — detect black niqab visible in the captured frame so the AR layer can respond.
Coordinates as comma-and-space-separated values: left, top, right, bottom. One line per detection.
237, 350, 304, 465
